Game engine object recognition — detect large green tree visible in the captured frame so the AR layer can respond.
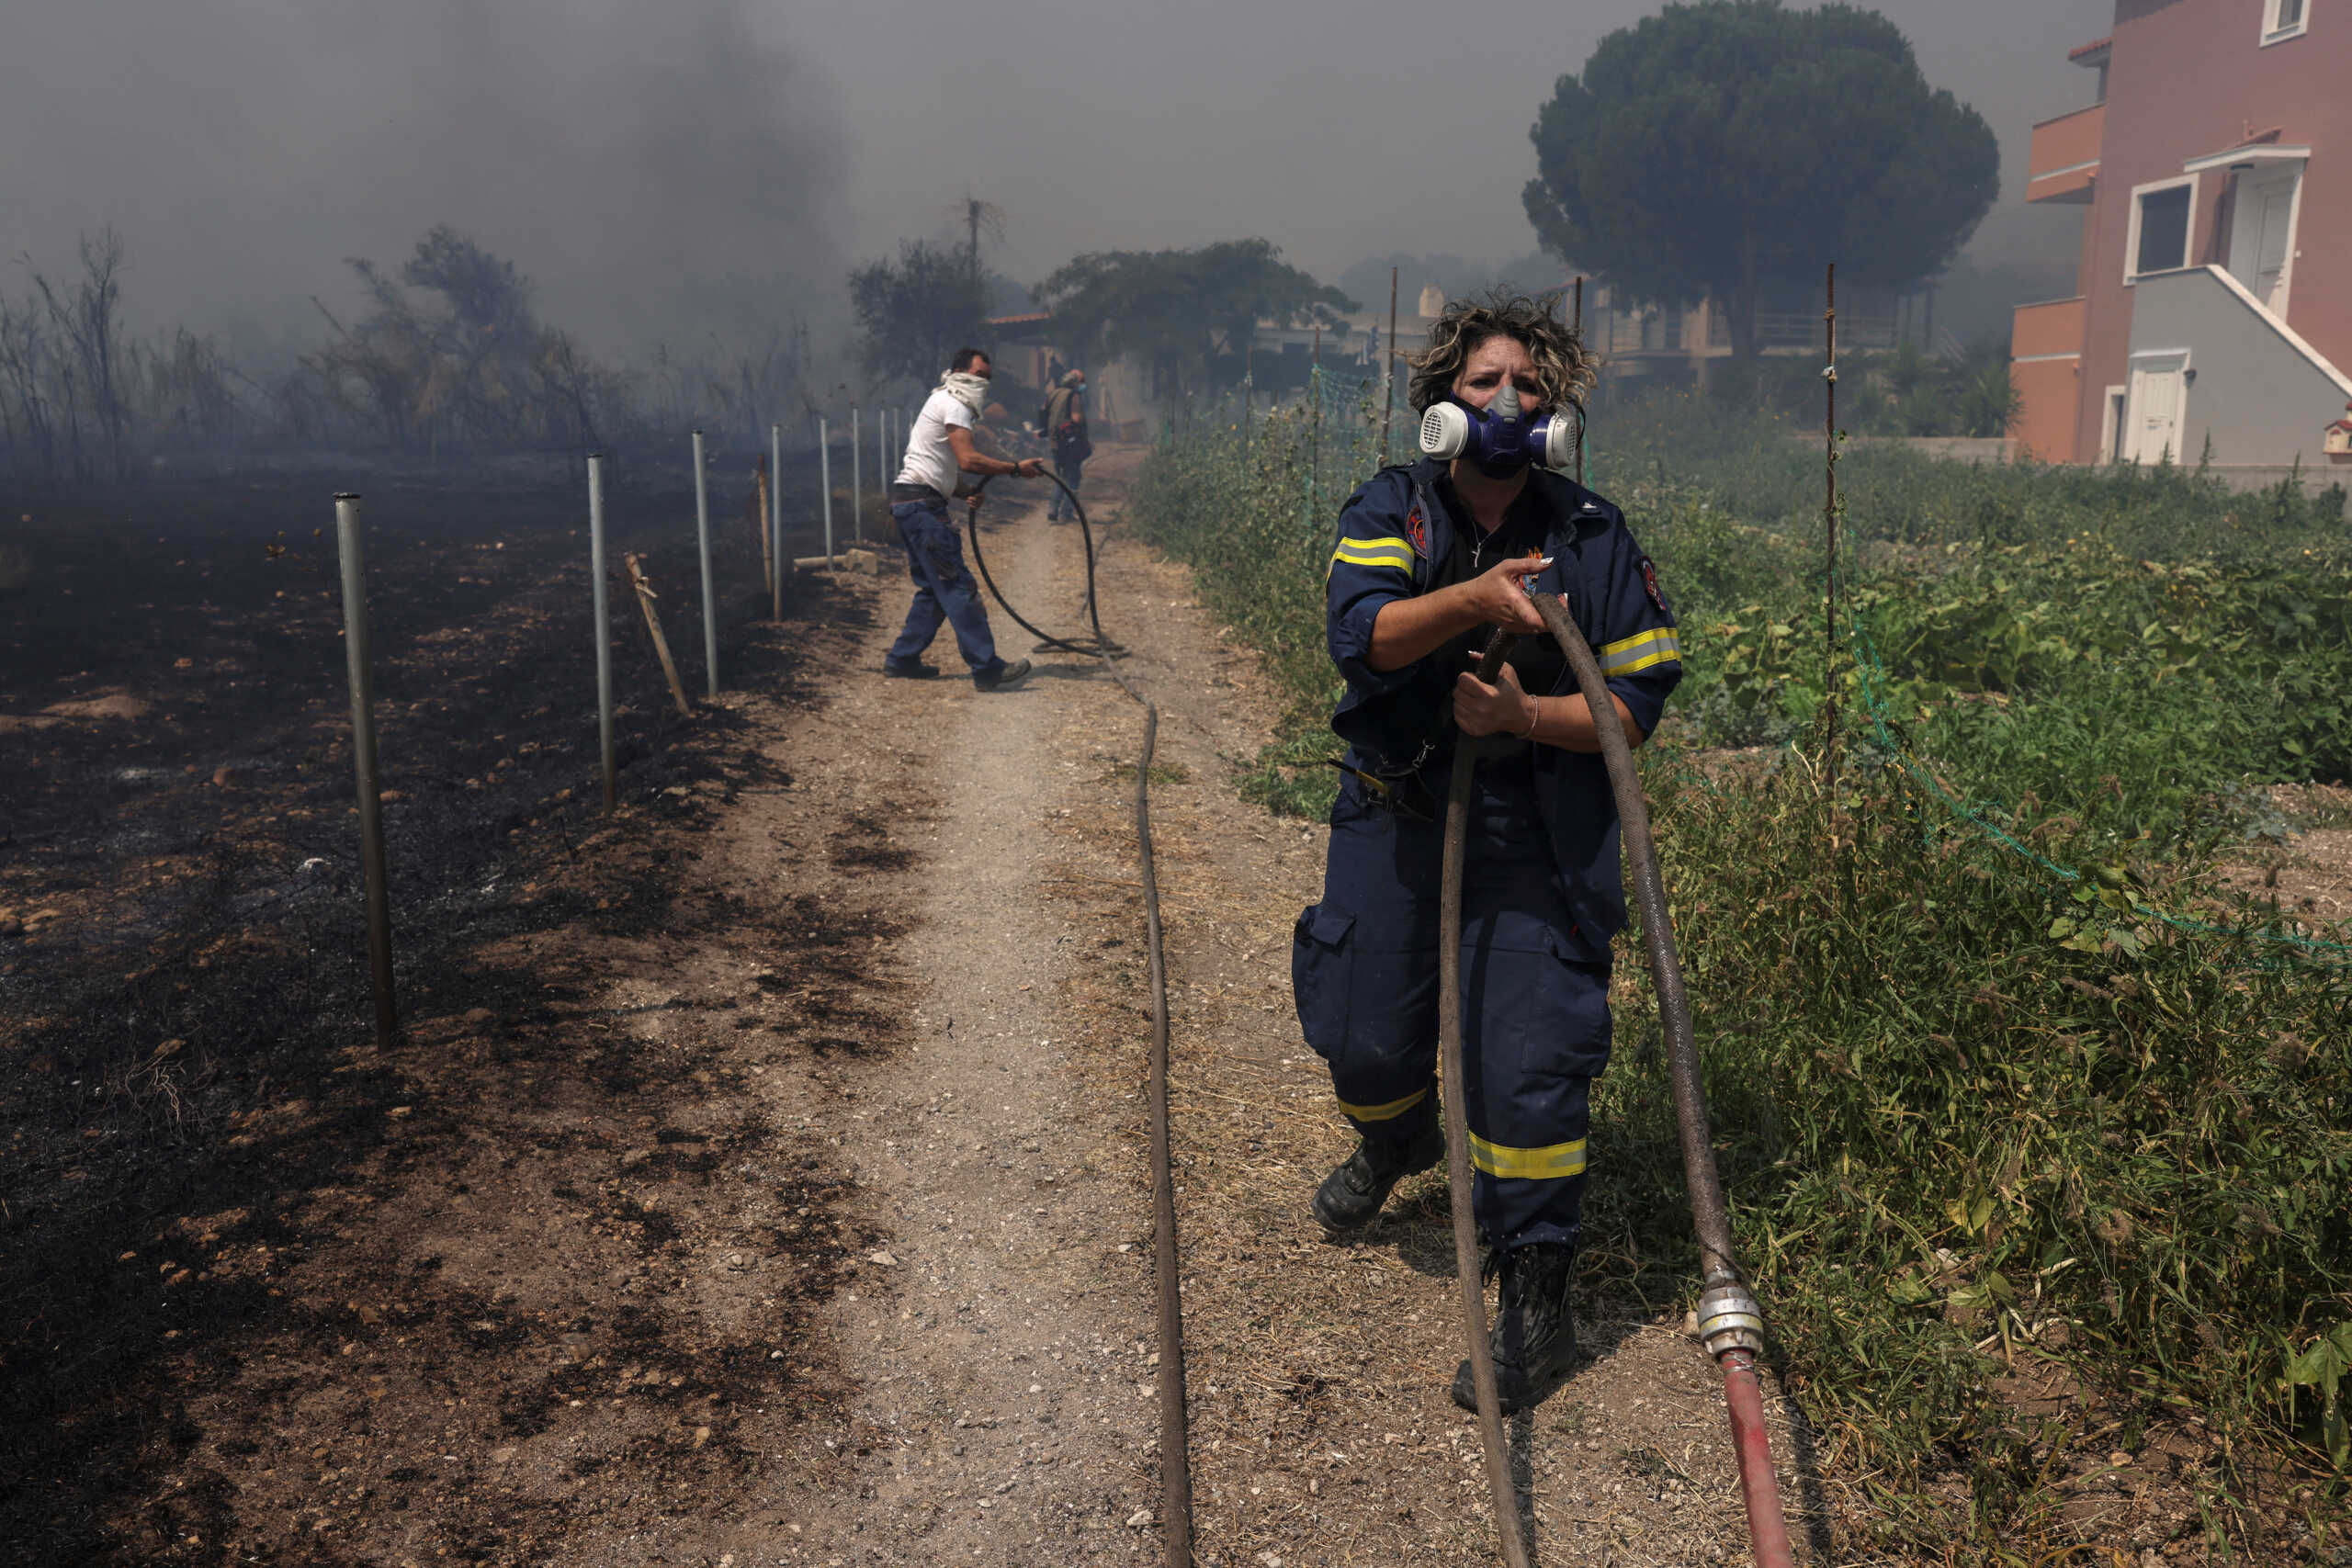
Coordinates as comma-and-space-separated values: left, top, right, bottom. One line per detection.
1035, 240, 1355, 399
848, 240, 989, 383
1523, 1, 1998, 360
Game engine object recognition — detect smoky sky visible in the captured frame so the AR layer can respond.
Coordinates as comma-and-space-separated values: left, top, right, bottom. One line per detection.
2, 0, 846, 359
3, 0, 2112, 358
802, 0, 2114, 291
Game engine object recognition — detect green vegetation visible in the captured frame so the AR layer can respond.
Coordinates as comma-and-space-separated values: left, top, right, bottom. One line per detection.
1133, 386, 2352, 1557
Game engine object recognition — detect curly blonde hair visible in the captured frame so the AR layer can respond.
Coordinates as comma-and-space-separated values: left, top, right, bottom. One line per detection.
1405, 289, 1597, 417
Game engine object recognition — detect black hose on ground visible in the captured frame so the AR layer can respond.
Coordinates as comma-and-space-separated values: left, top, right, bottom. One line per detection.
960, 465, 1190, 1561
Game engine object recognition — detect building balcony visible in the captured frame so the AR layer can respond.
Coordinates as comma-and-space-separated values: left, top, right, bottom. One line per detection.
2010, 297, 2086, 462
2027, 102, 2104, 204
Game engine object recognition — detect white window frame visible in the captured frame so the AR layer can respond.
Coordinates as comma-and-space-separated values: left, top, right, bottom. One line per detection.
2124, 175, 2199, 285
2261, 0, 2310, 45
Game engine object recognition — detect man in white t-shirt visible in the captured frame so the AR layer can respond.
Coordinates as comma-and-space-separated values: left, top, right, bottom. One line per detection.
884, 346, 1045, 691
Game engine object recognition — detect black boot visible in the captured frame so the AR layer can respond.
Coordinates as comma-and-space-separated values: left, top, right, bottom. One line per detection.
1452, 1243, 1579, 1414
1311, 1122, 1442, 1232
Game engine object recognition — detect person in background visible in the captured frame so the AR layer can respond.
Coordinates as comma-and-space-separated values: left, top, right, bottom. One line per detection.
1041, 369, 1091, 524
883, 347, 1043, 691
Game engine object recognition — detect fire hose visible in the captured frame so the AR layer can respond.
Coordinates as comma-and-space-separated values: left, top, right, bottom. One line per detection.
1443, 604, 1793, 1568
961, 469, 1125, 657
963, 469, 1192, 1564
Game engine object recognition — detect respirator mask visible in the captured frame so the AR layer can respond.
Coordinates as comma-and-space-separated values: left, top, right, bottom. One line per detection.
1416, 382, 1579, 478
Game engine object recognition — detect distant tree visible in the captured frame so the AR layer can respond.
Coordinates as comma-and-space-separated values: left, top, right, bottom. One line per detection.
1523, 1, 1998, 360
1035, 240, 1356, 400
25, 229, 131, 479
309, 227, 609, 453
848, 240, 988, 383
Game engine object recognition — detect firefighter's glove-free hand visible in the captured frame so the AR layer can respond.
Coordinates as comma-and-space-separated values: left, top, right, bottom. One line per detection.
1455, 660, 1539, 739
1464, 551, 1555, 637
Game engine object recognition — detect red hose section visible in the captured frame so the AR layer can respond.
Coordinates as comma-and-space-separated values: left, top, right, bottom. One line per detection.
1720, 1350, 1796, 1568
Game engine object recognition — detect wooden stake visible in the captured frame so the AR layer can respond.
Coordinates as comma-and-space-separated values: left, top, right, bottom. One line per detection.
754, 454, 774, 600
625, 553, 693, 717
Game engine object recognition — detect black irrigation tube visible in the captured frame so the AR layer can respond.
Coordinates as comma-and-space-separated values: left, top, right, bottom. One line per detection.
966, 470, 1190, 1564
1439, 605, 1794, 1568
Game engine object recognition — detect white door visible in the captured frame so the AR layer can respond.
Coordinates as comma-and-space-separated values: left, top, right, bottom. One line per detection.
2254, 188, 2293, 309
2125, 356, 2187, 465
2229, 165, 2301, 312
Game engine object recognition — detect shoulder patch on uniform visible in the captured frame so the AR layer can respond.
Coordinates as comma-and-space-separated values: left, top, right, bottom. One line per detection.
1404, 507, 1427, 557
1640, 556, 1670, 615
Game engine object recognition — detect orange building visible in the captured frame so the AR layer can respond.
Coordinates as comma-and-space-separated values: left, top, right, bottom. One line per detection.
2009, 0, 2350, 479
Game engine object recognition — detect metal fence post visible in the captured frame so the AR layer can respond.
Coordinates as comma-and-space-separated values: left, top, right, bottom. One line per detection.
770, 423, 785, 619
819, 416, 833, 566
693, 429, 717, 696
334, 492, 398, 1048
851, 403, 863, 546
588, 454, 616, 810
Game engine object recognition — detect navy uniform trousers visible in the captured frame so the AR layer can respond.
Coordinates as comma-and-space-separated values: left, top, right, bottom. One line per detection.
1293, 757, 1608, 1251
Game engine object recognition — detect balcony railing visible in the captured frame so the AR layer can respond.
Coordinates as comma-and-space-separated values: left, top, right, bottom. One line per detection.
2027, 103, 2104, 203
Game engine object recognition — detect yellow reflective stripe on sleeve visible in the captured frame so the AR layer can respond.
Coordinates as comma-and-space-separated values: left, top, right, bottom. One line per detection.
1331, 548, 1413, 571
1598, 626, 1681, 675
1338, 535, 1412, 555
1337, 1086, 1429, 1122
1467, 1132, 1589, 1180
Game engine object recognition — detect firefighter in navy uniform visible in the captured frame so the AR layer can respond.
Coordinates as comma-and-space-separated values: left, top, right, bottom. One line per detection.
1292, 293, 1681, 1414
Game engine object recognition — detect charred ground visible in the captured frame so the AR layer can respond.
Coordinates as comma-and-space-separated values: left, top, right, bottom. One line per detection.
0, 457, 897, 1565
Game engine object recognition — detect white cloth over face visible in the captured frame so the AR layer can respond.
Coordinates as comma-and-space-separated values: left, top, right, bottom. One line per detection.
897, 385, 978, 499
938, 370, 990, 418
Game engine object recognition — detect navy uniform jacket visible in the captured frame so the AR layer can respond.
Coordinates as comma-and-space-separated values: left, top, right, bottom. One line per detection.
1323, 457, 1682, 953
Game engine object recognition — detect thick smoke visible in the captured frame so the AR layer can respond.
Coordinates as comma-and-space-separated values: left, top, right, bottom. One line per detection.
0, 0, 846, 357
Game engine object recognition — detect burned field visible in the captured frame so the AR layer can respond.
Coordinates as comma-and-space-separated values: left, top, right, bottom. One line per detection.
1, 461, 899, 1564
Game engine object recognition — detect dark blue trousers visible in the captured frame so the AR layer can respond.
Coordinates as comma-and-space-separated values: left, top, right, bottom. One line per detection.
1292, 759, 1610, 1250
888, 496, 1002, 677
1046, 453, 1085, 520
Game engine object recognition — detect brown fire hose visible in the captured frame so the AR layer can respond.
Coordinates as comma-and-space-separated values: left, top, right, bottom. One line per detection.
1439, 600, 1795, 1568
